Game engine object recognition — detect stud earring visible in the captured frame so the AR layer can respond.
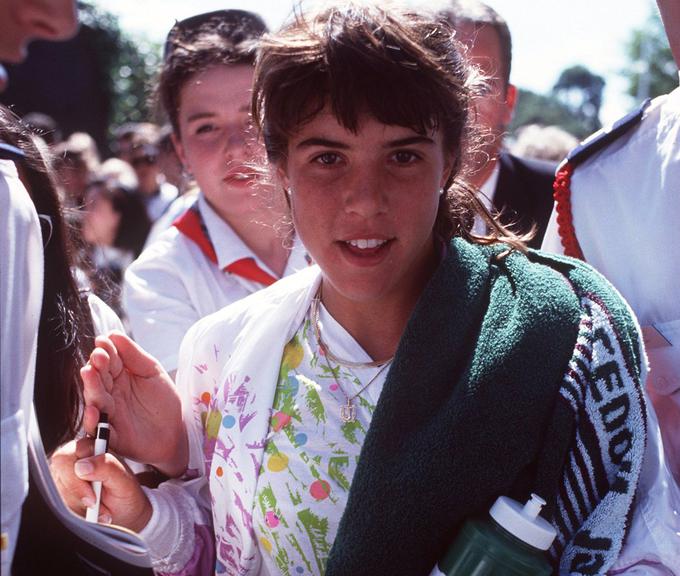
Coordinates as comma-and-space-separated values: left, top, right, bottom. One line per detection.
439, 188, 445, 196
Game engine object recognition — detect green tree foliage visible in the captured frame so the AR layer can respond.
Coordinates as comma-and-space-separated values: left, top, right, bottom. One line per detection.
552, 65, 605, 134
79, 3, 162, 133
623, 8, 678, 100
510, 88, 593, 140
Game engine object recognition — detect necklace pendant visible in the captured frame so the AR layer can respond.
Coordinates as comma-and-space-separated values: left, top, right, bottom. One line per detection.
340, 400, 357, 423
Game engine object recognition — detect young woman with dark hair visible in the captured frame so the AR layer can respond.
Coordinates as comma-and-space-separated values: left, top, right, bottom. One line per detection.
56, 4, 675, 575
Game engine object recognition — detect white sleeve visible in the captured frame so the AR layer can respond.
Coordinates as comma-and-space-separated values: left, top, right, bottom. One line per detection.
138, 478, 214, 574
134, 316, 233, 573
0, 163, 44, 572
123, 242, 201, 375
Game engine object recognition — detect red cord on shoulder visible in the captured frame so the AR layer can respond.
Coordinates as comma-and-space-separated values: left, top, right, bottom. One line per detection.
553, 163, 585, 260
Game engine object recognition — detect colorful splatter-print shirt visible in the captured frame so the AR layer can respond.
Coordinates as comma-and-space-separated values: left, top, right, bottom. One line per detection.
253, 305, 390, 576
139, 265, 676, 576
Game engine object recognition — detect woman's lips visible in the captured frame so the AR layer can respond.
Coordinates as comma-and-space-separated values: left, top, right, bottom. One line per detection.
337, 237, 394, 264
223, 170, 254, 185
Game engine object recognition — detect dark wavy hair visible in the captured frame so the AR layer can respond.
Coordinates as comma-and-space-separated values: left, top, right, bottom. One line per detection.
252, 2, 525, 247
158, 9, 268, 135
0, 105, 94, 454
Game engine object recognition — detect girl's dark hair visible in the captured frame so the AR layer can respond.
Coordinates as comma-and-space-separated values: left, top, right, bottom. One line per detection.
86, 179, 151, 258
158, 9, 268, 135
0, 104, 94, 455
252, 3, 526, 248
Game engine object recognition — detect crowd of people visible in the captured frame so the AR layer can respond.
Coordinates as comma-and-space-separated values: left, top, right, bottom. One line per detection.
1, 0, 678, 575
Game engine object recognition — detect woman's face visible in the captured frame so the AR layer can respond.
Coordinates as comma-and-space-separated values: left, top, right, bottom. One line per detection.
173, 64, 260, 222
82, 187, 120, 247
279, 109, 454, 308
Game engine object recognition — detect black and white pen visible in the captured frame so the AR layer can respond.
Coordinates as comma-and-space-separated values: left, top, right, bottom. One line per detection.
85, 413, 110, 523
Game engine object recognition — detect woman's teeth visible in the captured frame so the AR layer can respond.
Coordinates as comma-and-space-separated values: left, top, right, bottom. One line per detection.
346, 239, 387, 249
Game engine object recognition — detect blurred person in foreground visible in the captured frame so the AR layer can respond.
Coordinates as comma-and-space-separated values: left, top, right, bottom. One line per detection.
0, 0, 79, 571
543, 0, 680, 494
434, 0, 556, 248
55, 3, 675, 574
1, 106, 126, 576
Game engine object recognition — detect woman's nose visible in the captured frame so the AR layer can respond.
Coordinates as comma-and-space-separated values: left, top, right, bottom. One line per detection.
222, 129, 248, 159
343, 172, 388, 217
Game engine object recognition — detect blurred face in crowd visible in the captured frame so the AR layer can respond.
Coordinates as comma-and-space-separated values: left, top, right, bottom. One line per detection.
0, 0, 78, 63
82, 185, 120, 247
55, 153, 90, 206
173, 64, 259, 223
157, 145, 184, 190
115, 135, 135, 164
130, 148, 161, 196
457, 22, 516, 186
278, 108, 453, 310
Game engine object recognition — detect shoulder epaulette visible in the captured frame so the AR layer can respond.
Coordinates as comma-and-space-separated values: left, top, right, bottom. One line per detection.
0, 141, 25, 162
552, 98, 652, 261
566, 98, 651, 168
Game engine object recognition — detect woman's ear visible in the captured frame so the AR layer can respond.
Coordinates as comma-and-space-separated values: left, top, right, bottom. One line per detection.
440, 154, 457, 189
276, 161, 290, 192
276, 164, 293, 209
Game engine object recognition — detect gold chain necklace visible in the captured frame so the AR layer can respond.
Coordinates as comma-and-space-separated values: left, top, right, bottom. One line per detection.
310, 292, 393, 369
310, 291, 393, 422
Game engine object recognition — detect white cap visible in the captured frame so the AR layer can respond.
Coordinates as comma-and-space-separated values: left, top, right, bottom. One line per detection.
489, 494, 557, 551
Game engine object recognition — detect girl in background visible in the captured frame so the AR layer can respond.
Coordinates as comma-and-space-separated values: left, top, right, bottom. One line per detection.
123, 10, 310, 377
81, 175, 151, 317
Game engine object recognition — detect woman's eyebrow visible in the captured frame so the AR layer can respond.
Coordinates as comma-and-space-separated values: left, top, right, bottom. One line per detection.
185, 111, 216, 123
295, 137, 351, 149
385, 136, 434, 148
295, 136, 435, 149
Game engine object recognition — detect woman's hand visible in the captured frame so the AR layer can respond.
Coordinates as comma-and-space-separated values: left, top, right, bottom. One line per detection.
50, 438, 152, 532
81, 331, 188, 477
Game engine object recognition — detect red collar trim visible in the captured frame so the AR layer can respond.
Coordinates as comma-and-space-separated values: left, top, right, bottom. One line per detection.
173, 205, 277, 286
224, 259, 277, 286
173, 205, 217, 264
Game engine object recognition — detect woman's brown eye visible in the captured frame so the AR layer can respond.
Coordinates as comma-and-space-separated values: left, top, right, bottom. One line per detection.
394, 151, 417, 163
316, 153, 339, 165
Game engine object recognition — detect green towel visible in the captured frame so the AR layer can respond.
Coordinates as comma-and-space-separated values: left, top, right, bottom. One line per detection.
326, 238, 644, 575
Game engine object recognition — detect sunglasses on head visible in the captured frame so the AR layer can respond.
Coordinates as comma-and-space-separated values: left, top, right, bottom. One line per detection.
163, 9, 268, 60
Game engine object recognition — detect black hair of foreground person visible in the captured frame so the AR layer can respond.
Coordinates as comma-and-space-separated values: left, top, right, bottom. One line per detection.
1, 104, 100, 574
0, 105, 95, 455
